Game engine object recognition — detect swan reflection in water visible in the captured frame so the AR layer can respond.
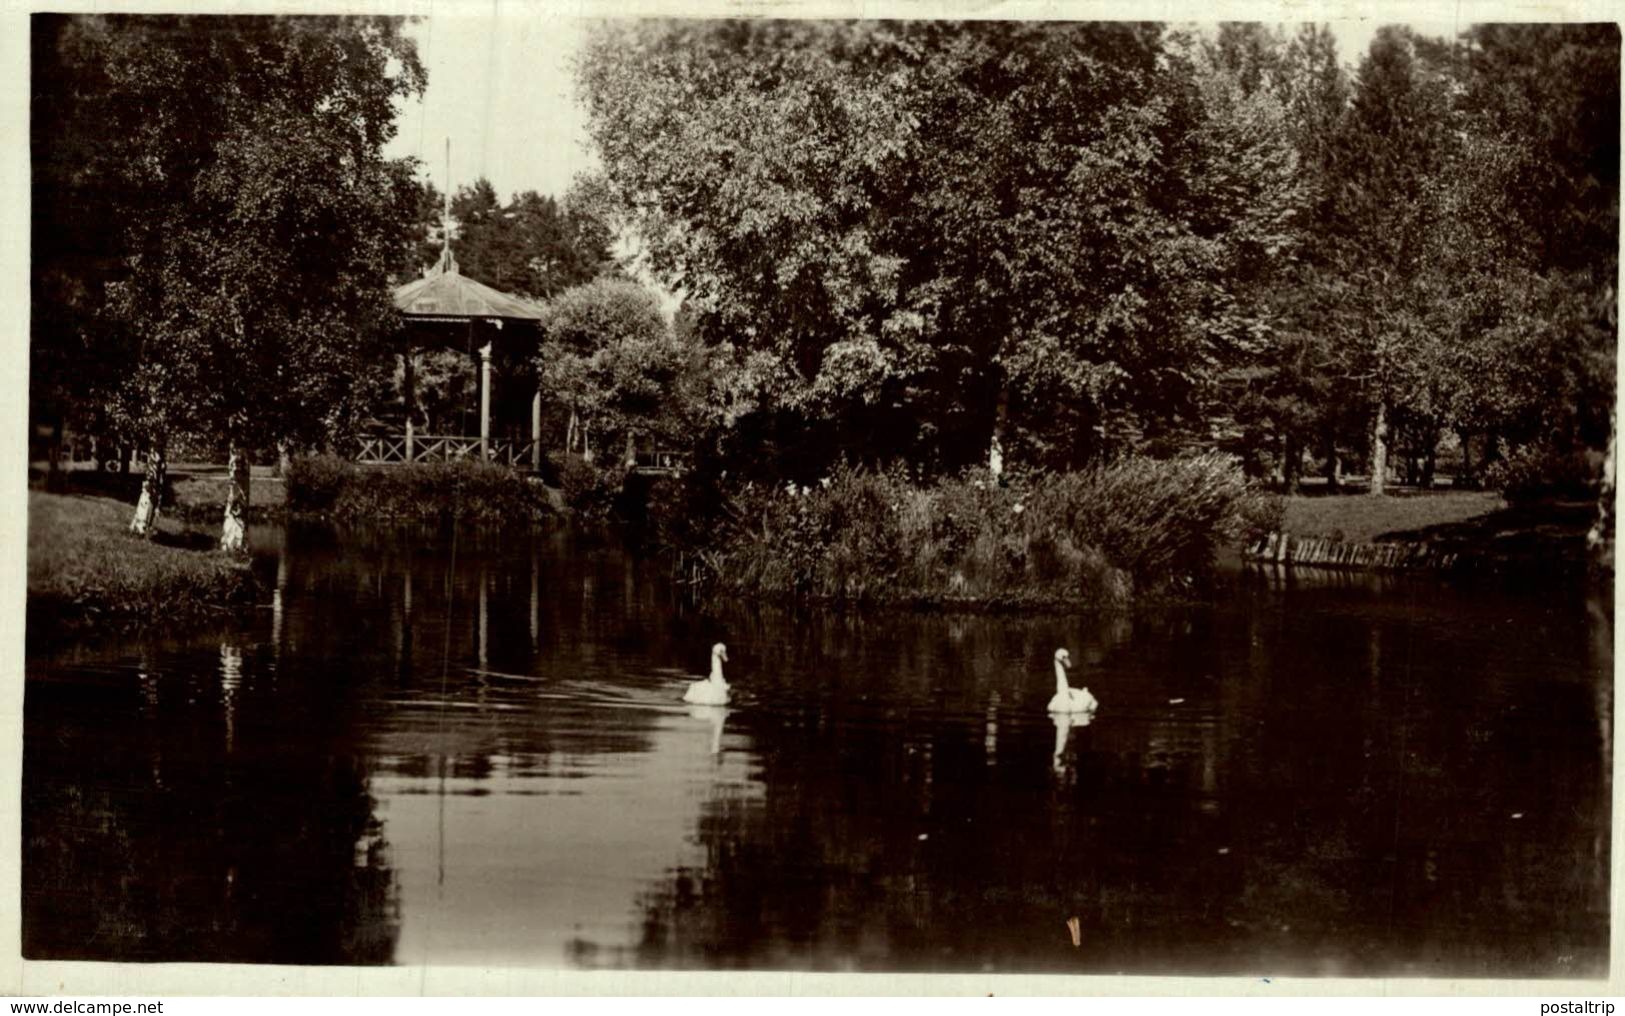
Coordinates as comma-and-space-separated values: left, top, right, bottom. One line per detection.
1052, 709, 1092, 772
687, 704, 730, 756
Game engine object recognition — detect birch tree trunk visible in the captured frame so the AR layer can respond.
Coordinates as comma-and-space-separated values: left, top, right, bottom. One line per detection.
582, 421, 594, 464
1457, 428, 1474, 489
1368, 400, 1390, 496
988, 384, 1009, 479
220, 444, 252, 554
1322, 432, 1341, 491
46, 417, 64, 493
624, 429, 637, 470
129, 440, 167, 537
1588, 406, 1615, 568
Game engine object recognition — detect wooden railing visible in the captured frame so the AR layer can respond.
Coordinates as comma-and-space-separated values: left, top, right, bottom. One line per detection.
488, 439, 538, 468
632, 450, 690, 476
357, 434, 539, 470
357, 435, 682, 475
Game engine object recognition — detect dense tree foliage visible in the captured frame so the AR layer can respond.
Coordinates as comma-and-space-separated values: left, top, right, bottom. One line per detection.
1217, 22, 1617, 494
33, 15, 426, 546
579, 21, 1310, 476
578, 19, 1618, 497
539, 279, 703, 463
398, 176, 616, 298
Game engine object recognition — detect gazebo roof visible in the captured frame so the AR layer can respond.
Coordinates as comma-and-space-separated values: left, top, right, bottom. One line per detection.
393, 248, 544, 324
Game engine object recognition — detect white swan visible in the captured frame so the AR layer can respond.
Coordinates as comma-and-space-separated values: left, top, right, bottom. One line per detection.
1047, 648, 1099, 715
683, 642, 730, 706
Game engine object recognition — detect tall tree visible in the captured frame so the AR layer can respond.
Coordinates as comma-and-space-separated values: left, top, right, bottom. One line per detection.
396, 177, 448, 281
1190, 25, 1322, 488
37, 15, 425, 547
1223, 24, 1353, 490
579, 20, 1306, 478
1461, 23, 1618, 457
1318, 27, 1463, 494
403, 176, 618, 299
538, 279, 692, 464
31, 17, 134, 486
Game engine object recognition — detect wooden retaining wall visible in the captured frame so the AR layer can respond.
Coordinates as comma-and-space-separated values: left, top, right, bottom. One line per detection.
1244, 531, 1459, 572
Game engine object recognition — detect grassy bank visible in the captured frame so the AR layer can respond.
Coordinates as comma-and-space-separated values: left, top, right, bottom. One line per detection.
1280, 489, 1506, 543
1273, 488, 1599, 575
27, 490, 261, 637
169, 461, 287, 524
693, 454, 1279, 610
285, 454, 556, 524
29, 460, 288, 525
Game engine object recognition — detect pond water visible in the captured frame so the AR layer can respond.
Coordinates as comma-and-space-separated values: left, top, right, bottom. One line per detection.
23, 524, 1612, 975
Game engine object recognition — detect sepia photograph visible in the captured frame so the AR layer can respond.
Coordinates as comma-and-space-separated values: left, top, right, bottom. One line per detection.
14, 1, 1619, 989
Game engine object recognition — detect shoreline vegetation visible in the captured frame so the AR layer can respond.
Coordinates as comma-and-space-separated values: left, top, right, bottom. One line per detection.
282, 455, 557, 524
27, 451, 1603, 639
666, 454, 1284, 611
27, 490, 261, 641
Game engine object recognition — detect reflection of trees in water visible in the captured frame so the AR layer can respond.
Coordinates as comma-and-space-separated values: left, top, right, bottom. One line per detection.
273, 525, 683, 766
589, 585, 1609, 975
24, 627, 400, 963
561, 605, 1220, 972
301, 537, 1609, 975
27, 527, 1607, 973
1225, 587, 1610, 977
587, 703, 1238, 972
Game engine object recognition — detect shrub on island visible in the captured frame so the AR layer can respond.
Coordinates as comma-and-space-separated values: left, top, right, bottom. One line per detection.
695, 453, 1280, 609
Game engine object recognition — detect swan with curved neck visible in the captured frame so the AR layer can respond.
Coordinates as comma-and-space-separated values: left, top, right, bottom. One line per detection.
1047, 648, 1099, 714
683, 643, 730, 706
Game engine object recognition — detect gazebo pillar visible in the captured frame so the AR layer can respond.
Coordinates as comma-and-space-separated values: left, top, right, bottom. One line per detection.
402, 341, 415, 463
479, 341, 493, 462
531, 387, 542, 472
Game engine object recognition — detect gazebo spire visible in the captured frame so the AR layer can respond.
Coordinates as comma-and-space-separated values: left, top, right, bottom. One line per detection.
436, 137, 459, 276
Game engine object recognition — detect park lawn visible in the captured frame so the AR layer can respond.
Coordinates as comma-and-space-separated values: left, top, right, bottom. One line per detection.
27, 490, 261, 636
169, 461, 287, 522
1278, 488, 1600, 574
1280, 489, 1507, 544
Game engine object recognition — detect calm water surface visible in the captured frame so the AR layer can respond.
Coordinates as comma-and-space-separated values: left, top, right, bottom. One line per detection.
24, 524, 1612, 974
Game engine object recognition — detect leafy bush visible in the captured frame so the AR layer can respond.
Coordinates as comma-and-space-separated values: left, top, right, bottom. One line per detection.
1483, 440, 1602, 503
286, 455, 553, 523
550, 453, 624, 524
642, 472, 717, 551
701, 453, 1271, 608
1027, 454, 1282, 579
284, 453, 355, 513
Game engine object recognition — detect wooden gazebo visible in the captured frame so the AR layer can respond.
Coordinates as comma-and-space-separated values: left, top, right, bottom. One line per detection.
361, 244, 547, 471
